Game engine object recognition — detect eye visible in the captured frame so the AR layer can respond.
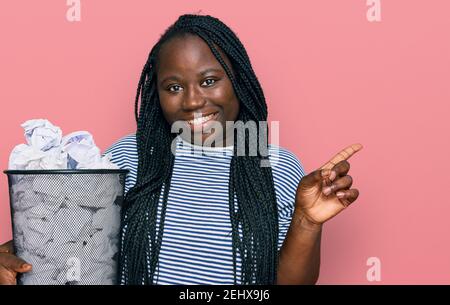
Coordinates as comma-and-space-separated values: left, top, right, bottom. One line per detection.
201, 78, 217, 87
168, 84, 183, 92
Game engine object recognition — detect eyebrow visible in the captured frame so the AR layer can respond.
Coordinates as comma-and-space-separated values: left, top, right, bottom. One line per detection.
159, 68, 223, 85
200, 68, 223, 75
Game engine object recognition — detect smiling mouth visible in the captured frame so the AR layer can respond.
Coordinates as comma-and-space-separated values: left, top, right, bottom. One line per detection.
186, 112, 219, 126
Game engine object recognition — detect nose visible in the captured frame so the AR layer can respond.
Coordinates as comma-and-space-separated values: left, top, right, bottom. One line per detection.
182, 85, 206, 111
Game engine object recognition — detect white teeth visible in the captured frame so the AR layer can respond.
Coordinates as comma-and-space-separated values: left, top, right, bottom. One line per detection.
187, 113, 215, 125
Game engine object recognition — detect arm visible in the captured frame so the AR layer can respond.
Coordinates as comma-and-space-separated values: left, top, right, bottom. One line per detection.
277, 143, 363, 285
277, 213, 322, 284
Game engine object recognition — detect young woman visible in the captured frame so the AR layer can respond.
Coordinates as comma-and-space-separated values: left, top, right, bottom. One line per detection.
0, 14, 362, 285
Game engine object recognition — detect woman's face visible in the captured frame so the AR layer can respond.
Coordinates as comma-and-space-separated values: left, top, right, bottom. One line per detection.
156, 34, 240, 146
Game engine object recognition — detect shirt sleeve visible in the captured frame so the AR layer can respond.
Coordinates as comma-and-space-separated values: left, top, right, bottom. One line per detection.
102, 134, 138, 195
268, 146, 307, 251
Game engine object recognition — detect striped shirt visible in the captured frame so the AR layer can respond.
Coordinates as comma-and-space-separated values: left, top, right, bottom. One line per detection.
104, 134, 306, 284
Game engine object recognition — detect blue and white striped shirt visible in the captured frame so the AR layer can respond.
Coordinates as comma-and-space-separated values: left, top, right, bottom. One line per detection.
104, 134, 306, 284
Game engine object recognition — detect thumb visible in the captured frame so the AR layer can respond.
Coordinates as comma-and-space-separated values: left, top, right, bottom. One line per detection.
301, 168, 334, 187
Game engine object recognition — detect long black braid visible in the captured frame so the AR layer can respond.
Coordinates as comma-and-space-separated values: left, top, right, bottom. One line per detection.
119, 14, 279, 285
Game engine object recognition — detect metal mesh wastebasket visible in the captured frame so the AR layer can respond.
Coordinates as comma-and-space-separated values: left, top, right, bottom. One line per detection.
4, 169, 128, 285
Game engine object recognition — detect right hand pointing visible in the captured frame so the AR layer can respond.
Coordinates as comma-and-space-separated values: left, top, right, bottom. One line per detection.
0, 241, 32, 285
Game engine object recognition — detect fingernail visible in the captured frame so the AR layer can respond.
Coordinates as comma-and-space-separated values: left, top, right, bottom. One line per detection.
336, 191, 345, 198
321, 169, 330, 177
323, 186, 332, 196
329, 171, 336, 181
21, 263, 31, 269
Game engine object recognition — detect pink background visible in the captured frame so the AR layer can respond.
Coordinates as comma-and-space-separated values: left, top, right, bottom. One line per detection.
1, 1, 449, 284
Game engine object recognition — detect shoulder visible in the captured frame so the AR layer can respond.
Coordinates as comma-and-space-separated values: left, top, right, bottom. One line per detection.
103, 133, 138, 193
267, 144, 307, 216
104, 133, 137, 156
103, 133, 138, 170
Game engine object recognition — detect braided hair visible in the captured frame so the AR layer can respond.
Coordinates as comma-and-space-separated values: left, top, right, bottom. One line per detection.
119, 14, 279, 285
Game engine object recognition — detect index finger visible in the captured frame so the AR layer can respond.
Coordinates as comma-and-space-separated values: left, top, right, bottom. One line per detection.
320, 143, 363, 170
